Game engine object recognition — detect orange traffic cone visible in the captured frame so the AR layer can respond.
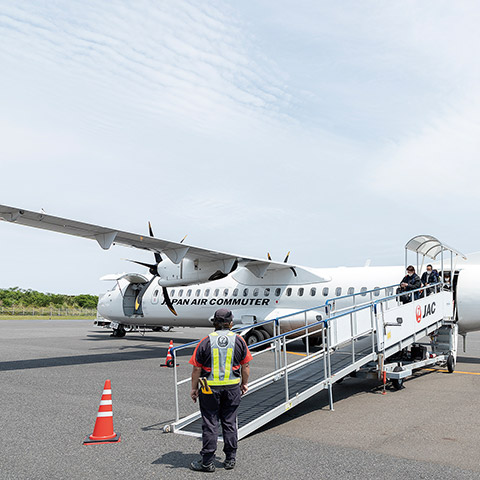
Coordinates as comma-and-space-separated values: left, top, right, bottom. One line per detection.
84, 379, 121, 445
161, 340, 175, 368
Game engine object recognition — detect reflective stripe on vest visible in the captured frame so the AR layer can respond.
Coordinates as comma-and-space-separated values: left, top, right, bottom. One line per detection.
207, 330, 240, 386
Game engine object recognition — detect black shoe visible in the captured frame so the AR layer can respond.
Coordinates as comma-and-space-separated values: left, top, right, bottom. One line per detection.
224, 458, 236, 470
190, 460, 215, 472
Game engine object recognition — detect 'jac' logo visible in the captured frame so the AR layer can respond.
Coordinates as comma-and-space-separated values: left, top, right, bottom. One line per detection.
416, 302, 436, 323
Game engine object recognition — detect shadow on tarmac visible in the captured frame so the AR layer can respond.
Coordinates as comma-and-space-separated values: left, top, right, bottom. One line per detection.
252, 369, 438, 437
152, 451, 199, 469
456, 355, 480, 365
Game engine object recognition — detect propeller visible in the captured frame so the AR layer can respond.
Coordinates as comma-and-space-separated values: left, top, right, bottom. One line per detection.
125, 222, 178, 316
267, 251, 297, 277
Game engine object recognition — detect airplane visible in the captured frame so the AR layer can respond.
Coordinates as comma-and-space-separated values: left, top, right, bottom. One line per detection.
1, 204, 480, 349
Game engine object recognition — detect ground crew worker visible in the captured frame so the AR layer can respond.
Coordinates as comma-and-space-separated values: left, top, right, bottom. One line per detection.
189, 308, 252, 472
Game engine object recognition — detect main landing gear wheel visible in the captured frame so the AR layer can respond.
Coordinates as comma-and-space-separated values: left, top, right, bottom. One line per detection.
111, 326, 126, 337
447, 354, 456, 373
392, 366, 404, 391
161, 326, 172, 332
244, 329, 267, 347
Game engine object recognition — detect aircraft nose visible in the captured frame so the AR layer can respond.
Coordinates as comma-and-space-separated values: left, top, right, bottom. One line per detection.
97, 292, 112, 319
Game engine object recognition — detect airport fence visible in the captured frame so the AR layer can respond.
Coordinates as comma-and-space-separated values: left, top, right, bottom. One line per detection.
0, 306, 97, 318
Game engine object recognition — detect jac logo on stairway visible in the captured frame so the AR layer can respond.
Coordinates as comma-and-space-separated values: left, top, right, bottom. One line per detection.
416, 302, 436, 323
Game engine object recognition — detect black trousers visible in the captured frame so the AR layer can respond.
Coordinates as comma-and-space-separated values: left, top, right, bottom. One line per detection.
199, 385, 241, 464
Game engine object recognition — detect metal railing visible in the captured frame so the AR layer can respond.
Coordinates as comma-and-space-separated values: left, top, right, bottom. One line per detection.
169, 282, 447, 428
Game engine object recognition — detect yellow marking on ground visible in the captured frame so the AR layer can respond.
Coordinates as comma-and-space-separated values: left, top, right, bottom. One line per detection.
423, 368, 480, 376
287, 351, 307, 357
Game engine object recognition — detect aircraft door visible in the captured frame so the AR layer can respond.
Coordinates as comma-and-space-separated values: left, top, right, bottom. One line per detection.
123, 283, 145, 317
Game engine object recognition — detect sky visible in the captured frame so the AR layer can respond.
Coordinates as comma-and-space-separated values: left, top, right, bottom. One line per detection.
1, 1, 480, 294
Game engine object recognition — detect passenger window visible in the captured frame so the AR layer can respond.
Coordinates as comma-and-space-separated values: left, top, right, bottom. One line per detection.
298, 287, 304, 297
360, 287, 367, 296
373, 287, 380, 297
233, 288, 238, 297
264, 288, 270, 297
335, 287, 342, 297
223, 289, 229, 297
195, 289, 200, 297
275, 288, 281, 296
286, 288, 292, 297
347, 287, 354, 295
178, 289, 183, 297
171, 290, 175, 296
186, 289, 192, 297
310, 287, 316, 296
204, 289, 210, 297
243, 288, 249, 297
214, 289, 219, 297
253, 288, 259, 297
322, 287, 329, 297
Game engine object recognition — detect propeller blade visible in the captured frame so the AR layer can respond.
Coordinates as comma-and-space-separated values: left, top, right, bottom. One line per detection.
147, 222, 163, 264
283, 251, 291, 263
180, 235, 188, 244
267, 253, 272, 261
162, 286, 177, 316
125, 259, 157, 269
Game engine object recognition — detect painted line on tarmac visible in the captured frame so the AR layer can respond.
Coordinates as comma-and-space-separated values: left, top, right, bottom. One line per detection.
423, 368, 480, 376
287, 351, 307, 357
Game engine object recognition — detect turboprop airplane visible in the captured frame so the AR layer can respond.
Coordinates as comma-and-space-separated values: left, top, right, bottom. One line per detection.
1, 204, 479, 348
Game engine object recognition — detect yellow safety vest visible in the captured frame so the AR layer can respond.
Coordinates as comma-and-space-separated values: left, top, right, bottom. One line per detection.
207, 330, 241, 386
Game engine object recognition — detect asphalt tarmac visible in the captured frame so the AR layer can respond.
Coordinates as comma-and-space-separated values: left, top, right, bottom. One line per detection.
1, 320, 479, 479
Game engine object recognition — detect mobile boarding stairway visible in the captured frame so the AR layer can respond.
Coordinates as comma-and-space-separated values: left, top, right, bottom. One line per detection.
164, 236, 463, 440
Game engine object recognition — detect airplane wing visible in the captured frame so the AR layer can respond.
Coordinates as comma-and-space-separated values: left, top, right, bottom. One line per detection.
0, 204, 305, 278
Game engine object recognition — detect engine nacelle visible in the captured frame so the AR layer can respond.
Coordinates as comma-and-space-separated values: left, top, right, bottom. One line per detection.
157, 258, 237, 287
456, 266, 480, 334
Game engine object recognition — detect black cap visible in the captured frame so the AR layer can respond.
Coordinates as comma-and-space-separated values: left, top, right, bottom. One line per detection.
213, 308, 233, 322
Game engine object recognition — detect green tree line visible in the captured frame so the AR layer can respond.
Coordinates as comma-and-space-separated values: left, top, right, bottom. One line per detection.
0, 287, 98, 309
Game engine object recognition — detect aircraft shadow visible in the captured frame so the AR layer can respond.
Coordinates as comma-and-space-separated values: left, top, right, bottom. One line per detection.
252, 370, 432, 437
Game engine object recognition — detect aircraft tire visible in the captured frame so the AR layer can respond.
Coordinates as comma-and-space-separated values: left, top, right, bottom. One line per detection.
392, 366, 404, 390
447, 354, 455, 373
245, 329, 265, 347
161, 326, 172, 332
112, 326, 126, 338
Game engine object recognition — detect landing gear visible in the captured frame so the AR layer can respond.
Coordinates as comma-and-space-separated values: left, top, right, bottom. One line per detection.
110, 325, 126, 337
152, 326, 172, 332
244, 328, 268, 347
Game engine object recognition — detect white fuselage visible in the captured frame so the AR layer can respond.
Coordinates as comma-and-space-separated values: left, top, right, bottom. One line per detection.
97, 263, 480, 335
